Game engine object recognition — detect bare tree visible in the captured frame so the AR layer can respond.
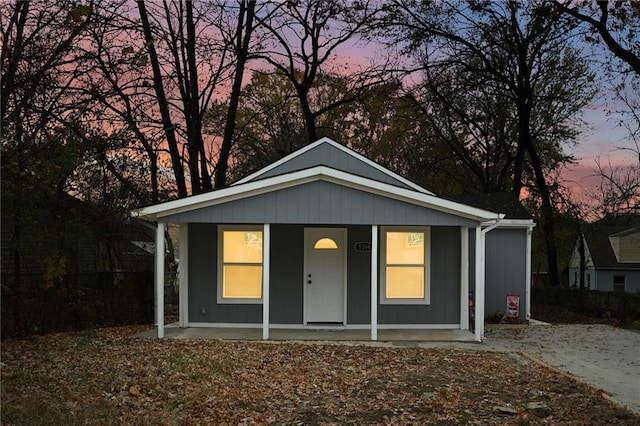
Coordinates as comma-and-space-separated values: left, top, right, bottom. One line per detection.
254, 0, 390, 144
214, 0, 257, 189
553, 1, 640, 76
591, 153, 640, 219
384, 0, 595, 286
554, 1, 639, 161
136, 0, 190, 197
133, 1, 263, 194
1, 0, 98, 285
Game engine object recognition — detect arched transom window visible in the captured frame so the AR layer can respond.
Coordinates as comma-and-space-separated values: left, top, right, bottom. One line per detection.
314, 238, 338, 249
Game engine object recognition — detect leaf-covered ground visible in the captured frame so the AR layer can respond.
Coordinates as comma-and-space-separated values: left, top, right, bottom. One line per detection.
2, 325, 638, 425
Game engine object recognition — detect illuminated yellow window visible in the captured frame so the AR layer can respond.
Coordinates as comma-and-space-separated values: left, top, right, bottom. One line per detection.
314, 238, 338, 249
219, 229, 263, 301
382, 228, 430, 304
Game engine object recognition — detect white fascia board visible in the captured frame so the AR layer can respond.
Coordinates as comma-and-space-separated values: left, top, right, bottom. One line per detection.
233, 137, 433, 195
132, 171, 318, 220
321, 138, 433, 194
133, 165, 500, 222
324, 168, 501, 221
489, 219, 536, 229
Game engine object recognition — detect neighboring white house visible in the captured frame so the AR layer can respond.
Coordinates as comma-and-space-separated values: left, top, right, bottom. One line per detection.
568, 225, 640, 293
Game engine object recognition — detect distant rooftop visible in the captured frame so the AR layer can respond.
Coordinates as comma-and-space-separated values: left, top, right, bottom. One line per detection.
445, 192, 532, 220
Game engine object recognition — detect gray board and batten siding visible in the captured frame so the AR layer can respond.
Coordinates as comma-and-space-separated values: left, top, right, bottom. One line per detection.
162, 180, 478, 227
188, 223, 462, 325
467, 228, 528, 321
189, 224, 259, 324
484, 228, 527, 320
241, 141, 417, 191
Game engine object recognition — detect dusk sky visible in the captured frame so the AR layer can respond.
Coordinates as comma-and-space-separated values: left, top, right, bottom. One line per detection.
559, 89, 638, 200
335, 38, 638, 203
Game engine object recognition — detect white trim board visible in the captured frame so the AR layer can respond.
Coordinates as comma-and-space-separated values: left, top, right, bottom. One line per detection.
491, 219, 536, 229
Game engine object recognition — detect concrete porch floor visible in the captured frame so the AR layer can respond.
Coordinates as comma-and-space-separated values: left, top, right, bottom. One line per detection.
134, 324, 478, 343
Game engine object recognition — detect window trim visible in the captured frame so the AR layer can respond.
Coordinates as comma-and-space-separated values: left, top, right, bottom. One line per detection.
217, 225, 264, 304
613, 275, 626, 293
380, 226, 431, 305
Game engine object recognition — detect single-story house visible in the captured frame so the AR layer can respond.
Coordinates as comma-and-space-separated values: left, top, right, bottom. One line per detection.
134, 137, 535, 341
568, 224, 640, 293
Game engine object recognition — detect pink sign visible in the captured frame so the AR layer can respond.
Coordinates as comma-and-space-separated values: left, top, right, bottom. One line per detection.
506, 294, 520, 322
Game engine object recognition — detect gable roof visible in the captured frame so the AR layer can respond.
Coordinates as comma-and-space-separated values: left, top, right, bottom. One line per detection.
133, 165, 502, 223
610, 227, 640, 238
582, 225, 640, 269
233, 137, 432, 194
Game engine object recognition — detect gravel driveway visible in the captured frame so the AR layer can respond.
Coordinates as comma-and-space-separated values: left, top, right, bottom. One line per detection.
419, 323, 640, 414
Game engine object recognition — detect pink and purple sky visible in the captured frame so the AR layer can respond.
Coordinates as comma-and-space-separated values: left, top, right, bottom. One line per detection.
334, 40, 638, 206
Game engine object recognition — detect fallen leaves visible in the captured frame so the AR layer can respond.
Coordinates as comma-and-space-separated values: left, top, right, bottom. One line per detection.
128, 386, 140, 397
1, 325, 638, 425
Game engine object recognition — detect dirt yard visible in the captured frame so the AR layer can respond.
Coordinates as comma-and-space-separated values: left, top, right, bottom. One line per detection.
2, 325, 638, 425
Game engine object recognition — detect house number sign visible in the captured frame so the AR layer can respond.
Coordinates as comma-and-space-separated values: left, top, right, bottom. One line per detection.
354, 242, 372, 252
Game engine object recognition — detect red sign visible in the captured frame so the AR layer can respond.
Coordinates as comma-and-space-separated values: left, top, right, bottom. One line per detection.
506, 295, 520, 322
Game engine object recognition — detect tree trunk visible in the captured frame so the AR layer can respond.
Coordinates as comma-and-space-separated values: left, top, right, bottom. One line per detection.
214, 0, 256, 189
510, 4, 560, 286
185, 0, 210, 193
578, 228, 586, 289
511, 140, 526, 198
137, 0, 188, 198
1, 1, 29, 125
518, 103, 560, 286
300, 95, 317, 143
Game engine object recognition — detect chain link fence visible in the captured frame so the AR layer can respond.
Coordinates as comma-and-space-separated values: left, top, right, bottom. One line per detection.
532, 285, 640, 325
1, 271, 154, 338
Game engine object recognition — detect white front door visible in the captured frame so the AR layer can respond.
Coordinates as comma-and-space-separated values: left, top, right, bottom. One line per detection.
305, 228, 346, 324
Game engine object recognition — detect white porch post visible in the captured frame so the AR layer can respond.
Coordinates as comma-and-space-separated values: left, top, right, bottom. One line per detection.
370, 225, 378, 341
460, 227, 469, 330
262, 224, 270, 340
178, 224, 189, 328
525, 226, 533, 321
474, 225, 484, 342
156, 222, 165, 339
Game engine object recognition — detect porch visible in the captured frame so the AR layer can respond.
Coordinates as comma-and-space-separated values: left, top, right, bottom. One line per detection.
135, 323, 478, 342
158, 223, 486, 341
